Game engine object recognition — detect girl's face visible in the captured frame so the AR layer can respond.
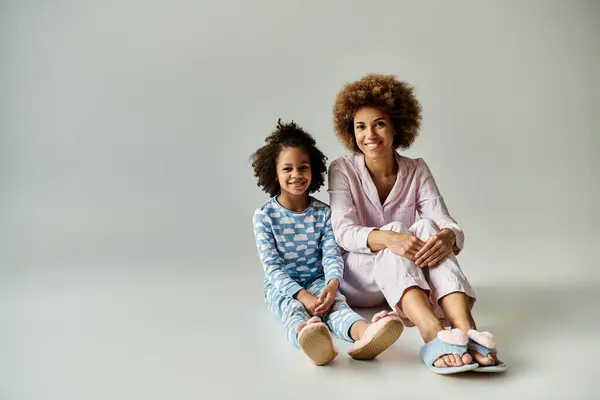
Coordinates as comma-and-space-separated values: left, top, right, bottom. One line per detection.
276, 147, 312, 198
353, 106, 396, 157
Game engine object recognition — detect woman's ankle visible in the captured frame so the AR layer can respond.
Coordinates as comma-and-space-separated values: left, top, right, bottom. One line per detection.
418, 320, 445, 343
450, 318, 474, 334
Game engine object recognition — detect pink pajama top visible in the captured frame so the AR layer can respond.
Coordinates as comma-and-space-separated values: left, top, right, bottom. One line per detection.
327, 151, 464, 255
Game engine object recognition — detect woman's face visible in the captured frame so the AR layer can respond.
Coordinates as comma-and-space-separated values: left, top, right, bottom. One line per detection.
353, 106, 396, 157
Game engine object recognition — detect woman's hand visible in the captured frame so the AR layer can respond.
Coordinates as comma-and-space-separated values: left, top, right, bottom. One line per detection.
313, 279, 339, 316
414, 229, 456, 267
385, 231, 426, 260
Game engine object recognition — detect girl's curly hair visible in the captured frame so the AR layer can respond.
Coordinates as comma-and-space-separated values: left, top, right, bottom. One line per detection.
250, 119, 327, 197
333, 73, 423, 153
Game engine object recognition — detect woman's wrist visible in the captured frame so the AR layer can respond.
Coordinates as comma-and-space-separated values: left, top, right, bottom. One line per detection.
367, 229, 393, 252
383, 230, 397, 248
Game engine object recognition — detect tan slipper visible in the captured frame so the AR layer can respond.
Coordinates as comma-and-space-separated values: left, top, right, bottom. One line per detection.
348, 311, 404, 360
297, 317, 338, 366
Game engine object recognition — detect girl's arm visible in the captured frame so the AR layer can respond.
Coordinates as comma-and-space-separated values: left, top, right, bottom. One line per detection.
253, 210, 303, 297
319, 208, 343, 286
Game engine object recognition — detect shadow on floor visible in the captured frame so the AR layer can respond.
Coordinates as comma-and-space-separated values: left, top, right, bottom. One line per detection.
344, 285, 599, 378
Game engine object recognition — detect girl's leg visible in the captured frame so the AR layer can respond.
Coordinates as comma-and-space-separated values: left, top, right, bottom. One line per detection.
306, 278, 366, 342
308, 278, 403, 360
266, 282, 338, 365
264, 282, 310, 347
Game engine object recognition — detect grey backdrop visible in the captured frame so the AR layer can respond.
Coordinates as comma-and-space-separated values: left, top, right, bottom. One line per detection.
2, 1, 600, 399
2, 0, 598, 288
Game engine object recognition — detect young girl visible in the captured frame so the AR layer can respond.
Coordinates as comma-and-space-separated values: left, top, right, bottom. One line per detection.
250, 119, 403, 366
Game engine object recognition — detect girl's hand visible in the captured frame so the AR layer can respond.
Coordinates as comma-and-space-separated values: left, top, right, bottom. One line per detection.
385, 231, 425, 260
295, 290, 322, 316
313, 279, 339, 316
414, 229, 456, 267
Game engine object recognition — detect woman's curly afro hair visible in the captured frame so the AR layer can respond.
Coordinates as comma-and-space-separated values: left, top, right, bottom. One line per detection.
333, 73, 423, 153
250, 119, 327, 197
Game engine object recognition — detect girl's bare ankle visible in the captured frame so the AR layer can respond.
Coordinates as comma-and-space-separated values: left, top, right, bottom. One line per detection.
350, 320, 369, 341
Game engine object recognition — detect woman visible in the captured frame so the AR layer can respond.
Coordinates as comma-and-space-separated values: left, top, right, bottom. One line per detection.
327, 73, 506, 374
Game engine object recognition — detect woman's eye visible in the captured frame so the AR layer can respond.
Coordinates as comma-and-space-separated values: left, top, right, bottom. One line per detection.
377, 121, 385, 127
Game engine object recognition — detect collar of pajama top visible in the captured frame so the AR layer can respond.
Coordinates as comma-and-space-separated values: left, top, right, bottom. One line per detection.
327, 151, 465, 255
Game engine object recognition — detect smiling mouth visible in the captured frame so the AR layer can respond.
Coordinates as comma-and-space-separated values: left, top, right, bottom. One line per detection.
364, 142, 382, 150
289, 181, 306, 187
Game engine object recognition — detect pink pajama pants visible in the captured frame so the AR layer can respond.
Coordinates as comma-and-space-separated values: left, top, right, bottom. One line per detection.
339, 219, 476, 327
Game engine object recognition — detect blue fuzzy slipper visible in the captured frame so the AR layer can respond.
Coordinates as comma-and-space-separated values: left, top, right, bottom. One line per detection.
467, 330, 507, 373
419, 329, 479, 375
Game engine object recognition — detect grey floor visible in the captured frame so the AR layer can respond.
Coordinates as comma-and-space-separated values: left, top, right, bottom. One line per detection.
2, 268, 598, 400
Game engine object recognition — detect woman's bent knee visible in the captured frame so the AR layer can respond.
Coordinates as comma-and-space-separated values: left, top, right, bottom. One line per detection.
411, 219, 440, 236
381, 220, 409, 233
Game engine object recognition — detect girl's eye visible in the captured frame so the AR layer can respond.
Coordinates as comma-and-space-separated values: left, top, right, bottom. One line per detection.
283, 167, 292, 171
300, 166, 309, 170
356, 125, 365, 131
376, 121, 385, 127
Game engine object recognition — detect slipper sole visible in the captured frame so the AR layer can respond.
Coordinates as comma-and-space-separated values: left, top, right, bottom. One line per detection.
428, 363, 480, 375
298, 324, 337, 366
473, 363, 507, 373
348, 319, 403, 360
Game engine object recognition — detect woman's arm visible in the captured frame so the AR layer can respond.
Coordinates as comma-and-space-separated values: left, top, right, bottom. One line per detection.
328, 161, 424, 257
366, 229, 394, 252
415, 158, 464, 254
327, 162, 378, 254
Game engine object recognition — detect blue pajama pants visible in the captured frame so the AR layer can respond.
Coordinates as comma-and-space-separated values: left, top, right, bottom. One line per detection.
264, 277, 366, 348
